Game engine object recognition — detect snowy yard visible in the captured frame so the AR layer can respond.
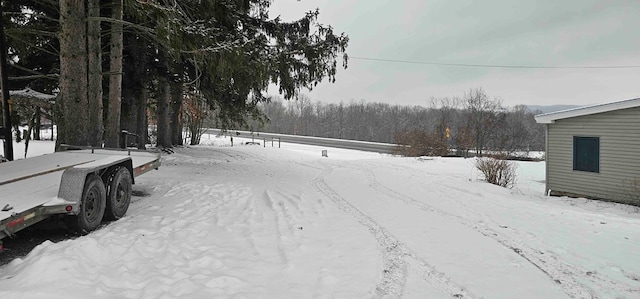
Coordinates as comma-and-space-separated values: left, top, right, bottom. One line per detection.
1, 136, 639, 298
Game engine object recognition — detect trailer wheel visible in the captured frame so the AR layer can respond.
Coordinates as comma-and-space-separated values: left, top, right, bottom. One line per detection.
104, 167, 132, 221
68, 174, 106, 234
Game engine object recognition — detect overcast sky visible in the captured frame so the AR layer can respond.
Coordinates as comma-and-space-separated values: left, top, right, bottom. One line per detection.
267, 0, 640, 108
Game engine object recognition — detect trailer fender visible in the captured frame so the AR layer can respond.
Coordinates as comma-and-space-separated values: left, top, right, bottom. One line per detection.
57, 157, 133, 212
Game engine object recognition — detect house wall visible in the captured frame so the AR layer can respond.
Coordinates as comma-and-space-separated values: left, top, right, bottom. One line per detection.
547, 106, 640, 205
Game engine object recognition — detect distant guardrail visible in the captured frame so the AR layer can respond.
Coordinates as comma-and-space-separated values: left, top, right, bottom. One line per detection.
205, 129, 398, 154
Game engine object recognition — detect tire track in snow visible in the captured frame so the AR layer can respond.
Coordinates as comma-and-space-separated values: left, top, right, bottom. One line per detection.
354, 165, 604, 299
362, 162, 640, 297
260, 191, 291, 264
263, 189, 308, 261
79, 181, 258, 296
433, 185, 640, 297
312, 169, 473, 299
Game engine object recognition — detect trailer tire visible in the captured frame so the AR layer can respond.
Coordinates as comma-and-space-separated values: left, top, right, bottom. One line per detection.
104, 167, 132, 221
68, 174, 106, 234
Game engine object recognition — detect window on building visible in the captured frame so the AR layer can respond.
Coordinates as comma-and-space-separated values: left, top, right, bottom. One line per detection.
573, 136, 600, 173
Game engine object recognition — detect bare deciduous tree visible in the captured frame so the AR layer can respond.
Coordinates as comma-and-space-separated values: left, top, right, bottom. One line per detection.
463, 88, 502, 156
250, 89, 546, 156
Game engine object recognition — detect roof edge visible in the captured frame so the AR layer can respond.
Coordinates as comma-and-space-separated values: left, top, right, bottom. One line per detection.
534, 97, 640, 124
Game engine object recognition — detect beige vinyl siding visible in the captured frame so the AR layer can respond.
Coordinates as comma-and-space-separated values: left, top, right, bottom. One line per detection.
547, 106, 640, 204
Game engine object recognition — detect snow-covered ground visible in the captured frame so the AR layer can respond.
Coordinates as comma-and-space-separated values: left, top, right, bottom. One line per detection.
0, 126, 56, 160
1, 135, 639, 298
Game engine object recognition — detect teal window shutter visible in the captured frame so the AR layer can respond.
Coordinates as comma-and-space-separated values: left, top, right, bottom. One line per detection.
573, 136, 600, 173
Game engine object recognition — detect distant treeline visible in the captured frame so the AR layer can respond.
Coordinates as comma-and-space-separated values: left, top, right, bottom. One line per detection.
246, 88, 545, 156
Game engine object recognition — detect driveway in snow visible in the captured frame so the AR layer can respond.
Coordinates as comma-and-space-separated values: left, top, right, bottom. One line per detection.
1, 137, 639, 298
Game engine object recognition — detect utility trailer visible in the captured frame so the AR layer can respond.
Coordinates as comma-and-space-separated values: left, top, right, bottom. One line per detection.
0, 149, 161, 251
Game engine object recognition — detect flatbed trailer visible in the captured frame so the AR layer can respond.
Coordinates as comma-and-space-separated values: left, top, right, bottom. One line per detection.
0, 149, 161, 251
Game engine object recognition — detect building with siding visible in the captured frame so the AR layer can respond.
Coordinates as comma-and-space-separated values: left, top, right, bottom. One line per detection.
535, 98, 640, 206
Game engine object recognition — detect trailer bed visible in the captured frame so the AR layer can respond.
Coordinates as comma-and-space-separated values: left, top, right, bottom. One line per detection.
0, 149, 160, 223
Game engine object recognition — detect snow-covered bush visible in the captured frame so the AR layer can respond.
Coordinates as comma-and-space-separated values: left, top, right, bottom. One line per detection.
475, 156, 517, 188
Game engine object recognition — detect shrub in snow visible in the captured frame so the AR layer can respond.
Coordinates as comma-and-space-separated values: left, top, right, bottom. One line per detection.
392, 130, 448, 157
474, 156, 517, 188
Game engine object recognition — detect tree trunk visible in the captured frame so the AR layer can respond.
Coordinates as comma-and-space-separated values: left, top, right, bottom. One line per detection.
33, 108, 41, 140
133, 35, 148, 150
157, 78, 171, 147
135, 86, 148, 150
58, 0, 89, 149
170, 60, 183, 146
156, 50, 171, 148
120, 74, 134, 133
87, 0, 103, 147
121, 33, 148, 149
105, 0, 123, 148
120, 72, 135, 146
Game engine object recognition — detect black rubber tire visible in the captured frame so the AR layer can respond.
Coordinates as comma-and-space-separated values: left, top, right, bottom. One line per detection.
103, 167, 132, 221
68, 174, 106, 235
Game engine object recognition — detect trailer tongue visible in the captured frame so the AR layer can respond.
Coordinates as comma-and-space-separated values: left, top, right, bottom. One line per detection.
0, 149, 160, 251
